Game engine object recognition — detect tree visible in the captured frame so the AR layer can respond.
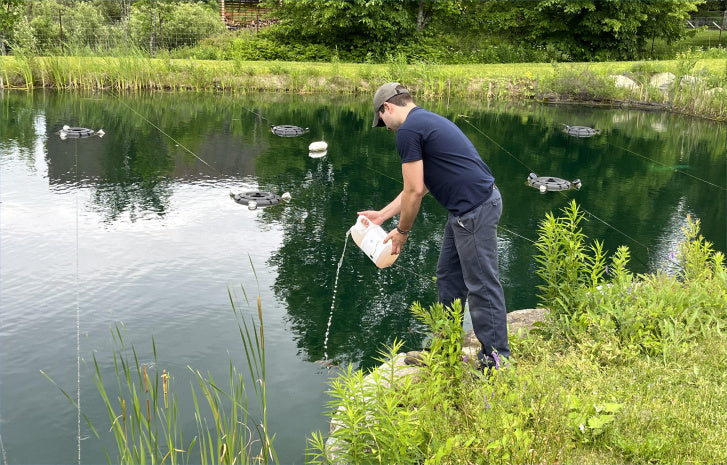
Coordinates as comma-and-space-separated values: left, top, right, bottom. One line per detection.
1, 0, 24, 54
266, 0, 414, 56
406, 0, 463, 31
264, 0, 465, 61
476, 0, 703, 61
127, 1, 224, 52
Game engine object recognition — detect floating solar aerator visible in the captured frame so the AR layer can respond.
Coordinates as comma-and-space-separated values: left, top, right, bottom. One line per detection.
230, 191, 282, 209
564, 125, 601, 138
527, 173, 582, 193
59, 125, 104, 140
271, 125, 309, 137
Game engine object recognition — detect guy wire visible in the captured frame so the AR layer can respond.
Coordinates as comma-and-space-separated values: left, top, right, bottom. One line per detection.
74, 138, 82, 464
609, 142, 726, 191
240, 104, 272, 124
458, 115, 676, 269
112, 92, 221, 175
458, 115, 533, 173
0, 432, 7, 465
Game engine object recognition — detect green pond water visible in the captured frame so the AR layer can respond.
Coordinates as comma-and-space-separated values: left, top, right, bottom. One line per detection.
1, 90, 724, 464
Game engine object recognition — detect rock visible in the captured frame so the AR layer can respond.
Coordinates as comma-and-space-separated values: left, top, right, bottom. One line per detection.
507, 307, 548, 332
680, 75, 700, 87
611, 74, 639, 90
650, 72, 675, 92
706, 87, 726, 96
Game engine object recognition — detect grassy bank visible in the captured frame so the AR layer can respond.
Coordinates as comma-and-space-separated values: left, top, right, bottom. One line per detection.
309, 205, 726, 465
1, 55, 726, 121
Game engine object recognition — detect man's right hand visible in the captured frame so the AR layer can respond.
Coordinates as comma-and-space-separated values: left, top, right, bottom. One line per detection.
356, 210, 385, 226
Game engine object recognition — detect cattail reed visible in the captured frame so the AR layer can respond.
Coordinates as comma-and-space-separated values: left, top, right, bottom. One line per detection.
162, 369, 169, 409
87, 294, 274, 463
121, 399, 127, 442
143, 364, 149, 393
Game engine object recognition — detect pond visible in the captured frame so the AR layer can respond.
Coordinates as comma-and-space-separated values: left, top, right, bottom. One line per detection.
1, 90, 724, 464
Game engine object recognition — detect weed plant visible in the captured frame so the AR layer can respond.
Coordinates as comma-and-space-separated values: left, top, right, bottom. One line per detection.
45, 285, 277, 464
534, 200, 726, 357
308, 201, 726, 464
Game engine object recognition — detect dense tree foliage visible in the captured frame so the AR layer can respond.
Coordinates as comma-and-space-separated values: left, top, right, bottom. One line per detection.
0, 0, 24, 54
263, 0, 416, 60
260, 0, 707, 62
1, 0, 223, 54
0, 0, 718, 62
474, 0, 703, 61
262, 0, 472, 61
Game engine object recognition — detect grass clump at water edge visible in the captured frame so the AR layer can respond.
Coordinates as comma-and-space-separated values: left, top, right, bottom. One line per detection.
43, 283, 277, 464
307, 201, 726, 464
1, 55, 725, 121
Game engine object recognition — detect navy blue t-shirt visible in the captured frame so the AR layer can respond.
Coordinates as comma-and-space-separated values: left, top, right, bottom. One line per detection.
396, 107, 495, 216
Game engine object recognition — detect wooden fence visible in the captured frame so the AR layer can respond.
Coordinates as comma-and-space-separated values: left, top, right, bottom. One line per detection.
219, 0, 274, 30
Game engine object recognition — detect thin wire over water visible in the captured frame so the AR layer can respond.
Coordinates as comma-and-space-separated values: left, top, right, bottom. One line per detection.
457, 115, 695, 270
74, 138, 82, 464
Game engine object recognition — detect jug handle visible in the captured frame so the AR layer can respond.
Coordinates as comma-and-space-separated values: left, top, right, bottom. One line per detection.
357, 215, 371, 228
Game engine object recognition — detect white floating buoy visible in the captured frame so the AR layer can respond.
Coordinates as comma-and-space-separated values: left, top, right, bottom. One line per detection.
281, 192, 292, 202
308, 141, 328, 152
248, 200, 258, 210
539, 185, 547, 193
96, 129, 105, 138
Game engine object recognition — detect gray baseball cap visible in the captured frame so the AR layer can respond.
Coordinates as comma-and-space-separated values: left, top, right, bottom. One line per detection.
371, 82, 410, 127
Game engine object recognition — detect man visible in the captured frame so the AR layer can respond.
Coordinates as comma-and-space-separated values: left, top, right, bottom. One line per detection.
358, 82, 509, 370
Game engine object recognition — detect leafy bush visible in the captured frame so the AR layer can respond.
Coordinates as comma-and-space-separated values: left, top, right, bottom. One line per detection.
546, 65, 622, 100
309, 201, 726, 464
535, 200, 726, 356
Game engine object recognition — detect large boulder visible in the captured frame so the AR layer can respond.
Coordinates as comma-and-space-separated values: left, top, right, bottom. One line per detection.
650, 72, 675, 91
611, 74, 639, 90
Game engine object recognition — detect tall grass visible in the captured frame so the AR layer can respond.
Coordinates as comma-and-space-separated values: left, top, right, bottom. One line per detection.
1, 54, 724, 120
43, 283, 277, 464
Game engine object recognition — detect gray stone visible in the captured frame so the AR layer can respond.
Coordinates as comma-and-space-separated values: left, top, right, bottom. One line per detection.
650, 72, 675, 91
611, 74, 639, 90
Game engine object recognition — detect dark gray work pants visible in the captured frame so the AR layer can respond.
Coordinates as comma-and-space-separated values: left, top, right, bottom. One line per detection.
436, 187, 510, 367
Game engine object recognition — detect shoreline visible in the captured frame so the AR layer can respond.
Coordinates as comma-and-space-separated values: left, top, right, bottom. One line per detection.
1, 56, 724, 121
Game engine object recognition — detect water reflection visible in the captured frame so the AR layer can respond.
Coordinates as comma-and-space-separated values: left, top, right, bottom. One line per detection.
3, 92, 726, 352
1, 90, 724, 463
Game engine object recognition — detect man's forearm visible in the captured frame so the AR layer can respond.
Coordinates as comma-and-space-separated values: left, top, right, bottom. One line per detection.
398, 189, 423, 232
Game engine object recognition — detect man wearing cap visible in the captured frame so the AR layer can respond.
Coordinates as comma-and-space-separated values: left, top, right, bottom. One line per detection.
358, 82, 509, 370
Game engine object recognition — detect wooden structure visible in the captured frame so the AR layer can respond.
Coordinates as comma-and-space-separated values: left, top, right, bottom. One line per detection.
219, 0, 273, 30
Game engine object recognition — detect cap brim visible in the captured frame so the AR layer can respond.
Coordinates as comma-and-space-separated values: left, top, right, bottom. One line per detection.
372, 112, 385, 128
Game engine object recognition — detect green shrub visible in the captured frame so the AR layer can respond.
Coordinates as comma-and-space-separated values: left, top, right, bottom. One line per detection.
534, 201, 726, 357
546, 65, 622, 100
309, 201, 726, 464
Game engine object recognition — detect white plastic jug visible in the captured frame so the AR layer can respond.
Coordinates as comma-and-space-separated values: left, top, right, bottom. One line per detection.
349, 216, 399, 269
